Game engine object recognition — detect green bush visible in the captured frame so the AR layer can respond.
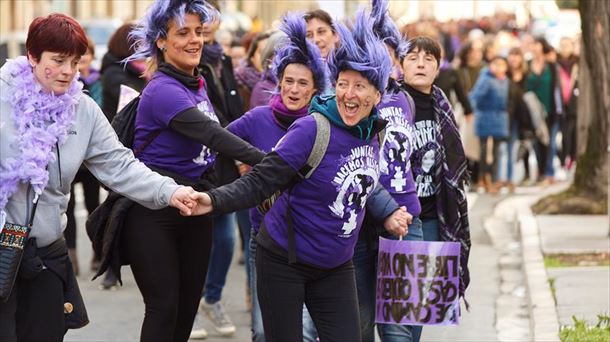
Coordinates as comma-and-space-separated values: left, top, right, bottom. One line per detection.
560, 314, 610, 342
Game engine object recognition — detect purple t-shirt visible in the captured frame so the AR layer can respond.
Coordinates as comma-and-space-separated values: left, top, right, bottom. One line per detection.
135, 72, 219, 181
377, 90, 422, 217
264, 115, 381, 269
226, 106, 283, 232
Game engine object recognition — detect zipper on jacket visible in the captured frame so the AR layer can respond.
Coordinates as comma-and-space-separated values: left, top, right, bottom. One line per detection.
56, 142, 62, 188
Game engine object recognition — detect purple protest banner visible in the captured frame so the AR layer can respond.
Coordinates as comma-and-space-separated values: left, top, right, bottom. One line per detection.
375, 238, 461, 326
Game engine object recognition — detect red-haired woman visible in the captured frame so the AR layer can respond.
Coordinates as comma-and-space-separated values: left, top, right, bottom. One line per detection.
0, 13, 200, 342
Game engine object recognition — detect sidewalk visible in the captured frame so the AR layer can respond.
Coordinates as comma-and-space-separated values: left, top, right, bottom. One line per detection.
537, 215, 610, 326
515, 183, 610, 340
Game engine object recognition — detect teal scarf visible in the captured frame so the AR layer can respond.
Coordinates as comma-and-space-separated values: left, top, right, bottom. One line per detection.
308, 95, 380, 142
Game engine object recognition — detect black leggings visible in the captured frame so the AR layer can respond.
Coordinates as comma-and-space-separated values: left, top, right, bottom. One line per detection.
65, 167, 100, 249
256, 245, 361, 342
122, 203, 213, 342
0, 270, 66, 342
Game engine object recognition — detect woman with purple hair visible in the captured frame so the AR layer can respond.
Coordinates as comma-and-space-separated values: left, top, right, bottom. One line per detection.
122, 0, 264, 340
0, 12, 200, 342
215, 13, 328, 342
189, 11, 411, 342
353, 1, 424, 341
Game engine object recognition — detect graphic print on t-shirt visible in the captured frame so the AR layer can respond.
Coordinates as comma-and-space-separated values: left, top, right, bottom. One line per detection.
192, 100, 220, 166
379, 106, 415, 193
412, 120, 439, 198
329, 145, 379, 238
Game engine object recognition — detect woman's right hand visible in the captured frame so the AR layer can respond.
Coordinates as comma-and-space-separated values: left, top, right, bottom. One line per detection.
188, 192, 214, 216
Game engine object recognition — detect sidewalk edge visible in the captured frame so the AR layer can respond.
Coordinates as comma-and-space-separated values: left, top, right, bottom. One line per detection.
518, 209, 561, 342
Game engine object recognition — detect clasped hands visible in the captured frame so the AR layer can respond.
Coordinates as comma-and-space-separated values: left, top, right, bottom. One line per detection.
383, 206, 412, 238
169, 187, 214, 216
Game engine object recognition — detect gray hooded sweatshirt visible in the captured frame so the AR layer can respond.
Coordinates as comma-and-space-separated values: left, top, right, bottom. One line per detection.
0, 62, 180, 248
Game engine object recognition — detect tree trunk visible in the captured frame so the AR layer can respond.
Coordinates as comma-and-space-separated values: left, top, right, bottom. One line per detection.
532, 0, 609, 215
575, 0, 609, 198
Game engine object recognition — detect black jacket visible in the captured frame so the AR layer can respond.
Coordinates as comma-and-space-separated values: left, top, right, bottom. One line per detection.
100, 52, 146, 122
435, 68, 473, 115
199, 54, 246, 185
198, 54, 244, 126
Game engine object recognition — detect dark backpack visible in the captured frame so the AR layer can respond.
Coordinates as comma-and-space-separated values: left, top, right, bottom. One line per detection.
110, 96, 159, 156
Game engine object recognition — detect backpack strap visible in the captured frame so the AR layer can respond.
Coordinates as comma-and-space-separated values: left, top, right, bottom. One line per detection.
377, 127, 386, 146
298, 112, 331, 179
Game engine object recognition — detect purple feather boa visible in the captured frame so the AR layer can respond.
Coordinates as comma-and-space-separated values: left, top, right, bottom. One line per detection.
0, 56, 82, 212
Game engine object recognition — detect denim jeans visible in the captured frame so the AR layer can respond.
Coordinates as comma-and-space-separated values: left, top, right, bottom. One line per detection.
546, 121, 560, 177
353, 218, 423, 342
506, 124, 519, 182
236, 209, 252, 286
249, 229, 317, 342
203, 213, 236, 303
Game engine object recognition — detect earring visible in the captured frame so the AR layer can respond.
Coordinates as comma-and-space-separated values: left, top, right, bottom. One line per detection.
161, 46, 166, 52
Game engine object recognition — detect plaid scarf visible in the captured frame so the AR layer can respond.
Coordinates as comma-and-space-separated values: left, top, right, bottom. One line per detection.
431, 85, 471, 305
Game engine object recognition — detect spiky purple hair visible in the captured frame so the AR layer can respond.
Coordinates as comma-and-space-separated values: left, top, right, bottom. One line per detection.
370, 0, 408, 59
328, 9, 392, 94
126, 0, 219, 62
272, 13, 329, 94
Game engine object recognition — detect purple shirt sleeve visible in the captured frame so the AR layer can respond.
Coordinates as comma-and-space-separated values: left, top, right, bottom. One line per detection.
226, 109, 253, 141
145, 79, 197, 127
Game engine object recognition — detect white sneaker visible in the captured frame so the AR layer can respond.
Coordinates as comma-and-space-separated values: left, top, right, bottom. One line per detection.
199, 300, 236, 336
189, 313, 208, 340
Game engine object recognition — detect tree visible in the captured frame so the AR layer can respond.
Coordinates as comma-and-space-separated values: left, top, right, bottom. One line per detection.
533, 0, 608, 215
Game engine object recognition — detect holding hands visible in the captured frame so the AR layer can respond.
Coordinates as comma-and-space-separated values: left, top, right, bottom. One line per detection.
383, 206, 412, 238
169, 187, 214, 216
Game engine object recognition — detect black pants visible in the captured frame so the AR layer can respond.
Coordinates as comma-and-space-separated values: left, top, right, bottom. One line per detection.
479, 137, 505, 181
0, 270, 66, 342
65, 167, 101, 249
256, 245, 361, 342
122, 204, 213, 342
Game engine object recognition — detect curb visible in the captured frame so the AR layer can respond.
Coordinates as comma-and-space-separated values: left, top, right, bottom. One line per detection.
518, 209, 561, 341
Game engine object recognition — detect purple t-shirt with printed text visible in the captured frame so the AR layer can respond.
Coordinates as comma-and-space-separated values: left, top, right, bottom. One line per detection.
264, 115, 381, 269
377, 90, 422, 217
226, 105, 284, 232
135, 72, 219, 181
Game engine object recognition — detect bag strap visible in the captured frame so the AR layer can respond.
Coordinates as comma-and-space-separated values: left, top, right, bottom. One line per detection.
299, 112, 331, 179
133, 130, 161, 157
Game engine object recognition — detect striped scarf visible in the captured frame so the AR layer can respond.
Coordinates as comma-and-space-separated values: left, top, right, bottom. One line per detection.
431, 85, 471, 305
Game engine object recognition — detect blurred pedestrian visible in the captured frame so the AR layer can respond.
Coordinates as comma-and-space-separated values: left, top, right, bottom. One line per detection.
100, 23, 147, 122
469, 56, 510, 194
557, 36, 579, 171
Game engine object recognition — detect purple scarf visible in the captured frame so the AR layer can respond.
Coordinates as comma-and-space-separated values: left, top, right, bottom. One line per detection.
0, 56, 82, 212
269, 94, 309, 130
235, 60, 262, 90
431, 85, 471, 306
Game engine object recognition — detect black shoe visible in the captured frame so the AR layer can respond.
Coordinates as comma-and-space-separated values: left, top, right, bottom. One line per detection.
99, 269, 119, 290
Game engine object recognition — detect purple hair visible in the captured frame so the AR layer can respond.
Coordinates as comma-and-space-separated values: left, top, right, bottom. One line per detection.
328, 9, 392, 95
272, 13, 329, 94
126, 0, 219, 62
370, 0, 408, 59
